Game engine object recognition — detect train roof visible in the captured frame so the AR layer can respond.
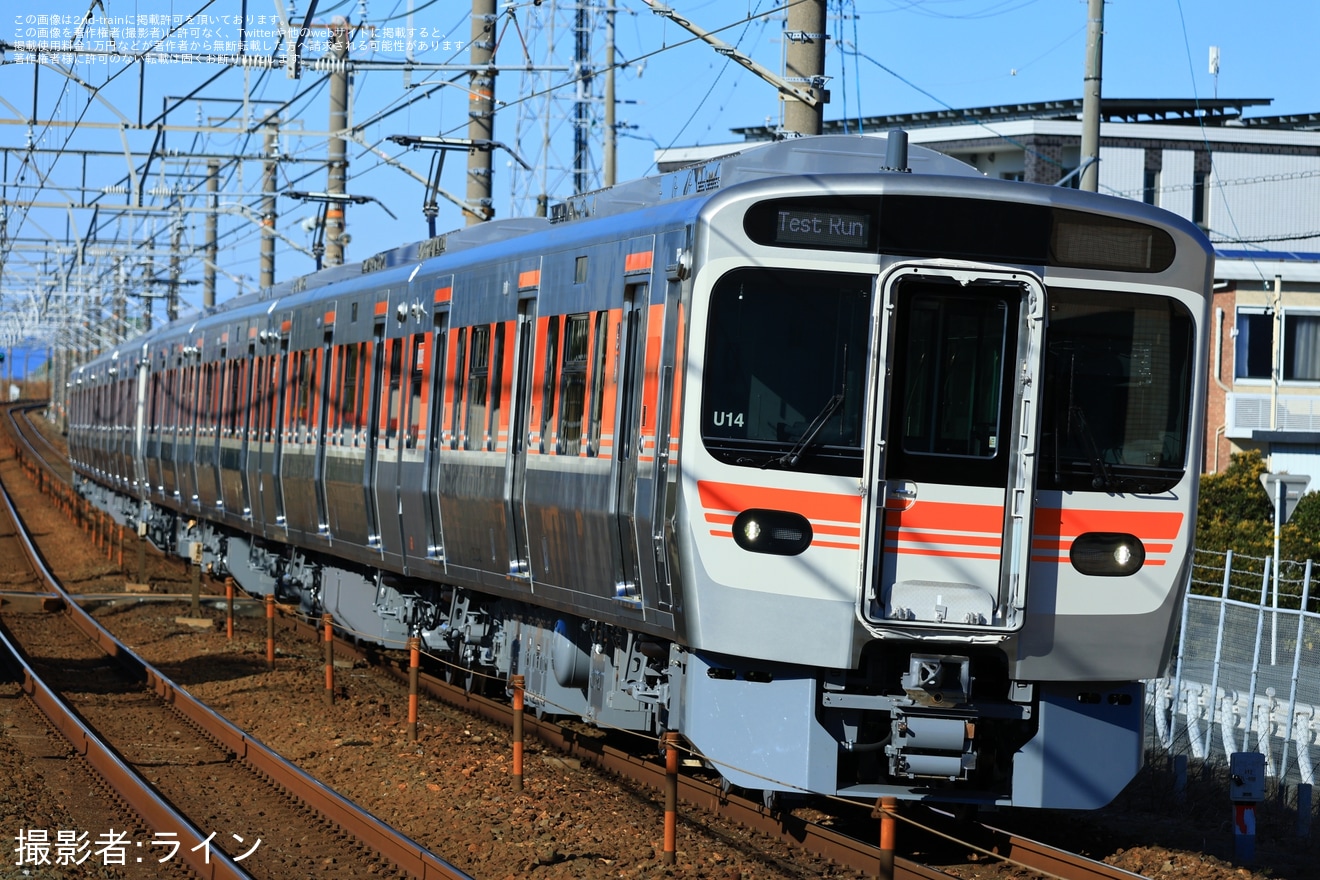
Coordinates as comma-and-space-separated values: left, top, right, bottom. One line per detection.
211, 134, 973, 314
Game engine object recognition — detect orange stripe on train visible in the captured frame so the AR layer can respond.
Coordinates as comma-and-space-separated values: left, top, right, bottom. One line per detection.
1034, 507, 1183, 540
885, 501, 1004, 535
697, 481, 862, 524
886, 527, 1003, 548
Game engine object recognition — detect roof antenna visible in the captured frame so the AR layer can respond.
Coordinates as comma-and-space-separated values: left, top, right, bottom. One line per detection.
882, 130, 910, 173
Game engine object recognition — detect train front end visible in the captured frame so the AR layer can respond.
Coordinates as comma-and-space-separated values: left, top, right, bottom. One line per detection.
671, 140, 1211, 809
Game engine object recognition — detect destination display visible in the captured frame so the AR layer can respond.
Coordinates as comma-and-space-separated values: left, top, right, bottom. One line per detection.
772, 208, 872, 248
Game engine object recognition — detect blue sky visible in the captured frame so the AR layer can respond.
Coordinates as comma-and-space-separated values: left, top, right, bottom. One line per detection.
3, 0, 1319, 318
622, 0, 1318, 149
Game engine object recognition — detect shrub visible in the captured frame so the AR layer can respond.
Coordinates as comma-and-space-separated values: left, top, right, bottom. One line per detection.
1196, 449, 1320, 567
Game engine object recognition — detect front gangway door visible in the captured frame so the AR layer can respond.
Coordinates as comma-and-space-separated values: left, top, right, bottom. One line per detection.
863, 269, 1044, 634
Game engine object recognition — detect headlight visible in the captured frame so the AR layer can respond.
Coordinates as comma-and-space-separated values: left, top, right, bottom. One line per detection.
732, 509, 813, 556
1069, 532, 1146, 576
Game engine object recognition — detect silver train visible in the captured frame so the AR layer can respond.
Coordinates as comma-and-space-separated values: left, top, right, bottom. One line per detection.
67, 134, 1212, 809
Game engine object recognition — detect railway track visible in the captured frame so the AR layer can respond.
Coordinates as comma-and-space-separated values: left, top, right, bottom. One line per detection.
0, 426, 473, 879
4, 401, 1152, 879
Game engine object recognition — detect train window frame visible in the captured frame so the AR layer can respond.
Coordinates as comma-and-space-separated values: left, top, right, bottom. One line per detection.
540, 316, 561, 453
202, 363, 218, 439
237, 356, 252, 440
148, 372, 162, 434
464, 324, 492, 451
266, 353, 282, 441
250, 357, 265, 442
587, 310, 609, 457
892, 289, 1014, 469
384, 337, 404, 448
489, 322, 507, 452
427, 316, 449, 455
450, 327, 467, 451
406, 332, 428, 450
558, 313, 590, 456
1039, 287, 1195, 494
700, 266, 871, 477
332, 344, 350, 445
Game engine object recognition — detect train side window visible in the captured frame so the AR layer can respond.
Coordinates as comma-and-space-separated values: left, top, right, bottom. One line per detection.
200, 364, 214, 437
232, 360, 243, 437
186, 364, 199, 433
540, 316, 561, 453
465, 325, 491, 451
356, 341, 373, 447
450, 328, 467, 450
558, 314, 590, 455
326, 346, 342, 444
248, 358, 263, 441
428, 317, 449, 454
385, 338, 403, 447
267, 355, 281, 440
259, 357, 271, 441
163, 368, 175, 433
287, 353, 302, 442
587, 310, 609, 456
241, 354, 257, 441
489, 323, 507, 452
297, 350, 317, 443
217, 362, 227, 437
407, 332, 427, 450
339, 342, 361, 446
188, 364, 201, 432
341, 343, 358, 445
148, 373, 160, 434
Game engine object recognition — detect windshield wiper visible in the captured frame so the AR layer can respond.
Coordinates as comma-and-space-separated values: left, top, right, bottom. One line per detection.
1065, 404, 1114, 490
766, 388, 845, 470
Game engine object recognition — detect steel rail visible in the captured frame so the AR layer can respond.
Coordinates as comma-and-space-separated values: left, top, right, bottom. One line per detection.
0, 430, 475, 880
0, 462, 250, 880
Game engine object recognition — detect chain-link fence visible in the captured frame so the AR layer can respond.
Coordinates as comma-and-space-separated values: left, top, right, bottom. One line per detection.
1147, 548, 1320, 785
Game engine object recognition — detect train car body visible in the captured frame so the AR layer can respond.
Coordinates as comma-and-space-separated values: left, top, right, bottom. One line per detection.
68, 134, 1213, 809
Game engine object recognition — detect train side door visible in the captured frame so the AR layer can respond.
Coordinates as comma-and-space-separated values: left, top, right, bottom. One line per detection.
133, 354, 149, 499
238, 336, 259, 518
265, 330, 290, 529
864, 269, 1043, 633
244, 340, 268, 527
506, 298, 536, 576
611, 282, 650, 603
423, 296, 451, 561
311, 323, 334, 534
363, 308, 388, 551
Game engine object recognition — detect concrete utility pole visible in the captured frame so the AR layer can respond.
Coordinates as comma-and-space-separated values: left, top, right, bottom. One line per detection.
467, 0, 497, 225
325, 18, 351, 265
168, 216, 182, 323
604, 0, 617, 187
641, 2, 823, 137
1080, 0, 1104, 192
204, 160, 218, 309
784, 0, 827, 136
261, 119, 278, 289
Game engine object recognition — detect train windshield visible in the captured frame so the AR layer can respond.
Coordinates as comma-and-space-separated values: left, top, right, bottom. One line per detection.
1040, 288, 1195, 494
701, 267, 871, 476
